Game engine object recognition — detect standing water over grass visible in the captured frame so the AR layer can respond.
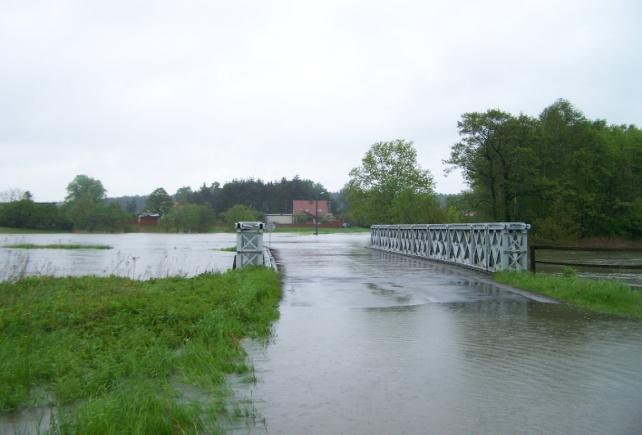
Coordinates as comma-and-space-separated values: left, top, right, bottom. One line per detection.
0, 233, 237, 281
0, 268, 281, 434
3, 232, 641, 434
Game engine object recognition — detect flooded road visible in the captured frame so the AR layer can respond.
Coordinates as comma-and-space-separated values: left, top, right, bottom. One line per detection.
2, 232, 641, 434
235, 233, 642, 435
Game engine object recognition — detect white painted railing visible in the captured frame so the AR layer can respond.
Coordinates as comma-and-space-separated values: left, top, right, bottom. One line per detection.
370, 223, 531, 272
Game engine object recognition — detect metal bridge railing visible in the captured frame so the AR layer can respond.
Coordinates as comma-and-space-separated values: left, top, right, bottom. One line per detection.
370, 223, 531, 272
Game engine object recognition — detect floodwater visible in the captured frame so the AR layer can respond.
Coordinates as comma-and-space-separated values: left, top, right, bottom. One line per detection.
231, 233, 642, 435
535, 248, 642, 287
0, 233, 237, 281
2, 232, 641, 434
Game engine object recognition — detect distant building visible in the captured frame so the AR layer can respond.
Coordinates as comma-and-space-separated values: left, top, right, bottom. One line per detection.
292, 200, 330, 217
137, 213, 160, 225
265, 214, 294, 225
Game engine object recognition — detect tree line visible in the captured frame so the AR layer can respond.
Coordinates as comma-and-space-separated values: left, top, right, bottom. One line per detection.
0, 176, 335, 233
341, 99, 641, 240
2, 99, 640, 239
444, 99, 642, 240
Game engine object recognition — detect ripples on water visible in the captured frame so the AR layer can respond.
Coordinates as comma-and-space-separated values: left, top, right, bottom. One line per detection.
0, 233, 237, 281
2, 233, 641, 434
229, 234, 642, 435
537, 249, 642, 287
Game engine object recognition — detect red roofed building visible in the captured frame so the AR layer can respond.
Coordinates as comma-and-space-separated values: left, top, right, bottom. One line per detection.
292, 200, 330, 217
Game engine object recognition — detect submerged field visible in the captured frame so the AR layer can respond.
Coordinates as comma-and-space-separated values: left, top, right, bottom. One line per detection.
3, 243, 112, 250
494, 271, 642, 318
0, 267, 281, 434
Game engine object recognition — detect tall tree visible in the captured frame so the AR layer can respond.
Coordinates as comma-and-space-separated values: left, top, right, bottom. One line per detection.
63, 175, 107, 230
145, 188, 173, 215
345, 139, 438, 225
445, 99, 642, 239
173, 186, 194, 205
445, 110, 537, 221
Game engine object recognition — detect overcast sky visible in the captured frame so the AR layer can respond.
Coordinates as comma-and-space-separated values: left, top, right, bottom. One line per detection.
1, 0, 641, 202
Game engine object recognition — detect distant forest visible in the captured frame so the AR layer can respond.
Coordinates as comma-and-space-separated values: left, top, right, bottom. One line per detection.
107, 176, 339, 216
1, 99, 640, 240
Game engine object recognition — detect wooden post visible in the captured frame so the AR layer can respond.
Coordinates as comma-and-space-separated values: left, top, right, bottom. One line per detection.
529, 245, 536, 273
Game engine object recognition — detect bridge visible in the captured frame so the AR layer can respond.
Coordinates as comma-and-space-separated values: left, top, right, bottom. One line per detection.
370, 223, 531, 272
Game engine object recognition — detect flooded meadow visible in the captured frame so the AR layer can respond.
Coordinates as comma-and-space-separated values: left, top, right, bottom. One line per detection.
1, 233, 641, 434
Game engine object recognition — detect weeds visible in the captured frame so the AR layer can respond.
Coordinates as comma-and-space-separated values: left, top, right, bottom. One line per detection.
216, 246, 237, 252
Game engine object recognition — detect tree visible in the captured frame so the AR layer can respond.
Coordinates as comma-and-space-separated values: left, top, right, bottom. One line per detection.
223, 204, 260, 227
173, 186, 194, 205
345, 139, 438, 225
125, 198, 138, 214
161, 204, 215, 233
445, 110, 538, 221
65, 175, 106, 204
0, 199, 71, 230
0, 188, 27, 203
445, 99, 642, 239
145, 188, 173, 215
63, 175, 107, 230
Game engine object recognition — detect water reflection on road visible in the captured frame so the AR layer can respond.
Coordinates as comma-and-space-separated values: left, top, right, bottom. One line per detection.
234, 233, 642, 435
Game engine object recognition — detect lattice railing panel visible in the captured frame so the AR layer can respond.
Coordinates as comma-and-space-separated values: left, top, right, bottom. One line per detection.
370, 223, 530, 272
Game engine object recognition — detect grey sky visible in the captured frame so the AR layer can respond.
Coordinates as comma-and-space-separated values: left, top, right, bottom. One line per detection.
1, 0, 641, 202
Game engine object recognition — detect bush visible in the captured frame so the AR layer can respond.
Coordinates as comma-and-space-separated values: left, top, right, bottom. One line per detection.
0, 200, 71, 231
223, 205, 260, 227
161, 204, 215, 233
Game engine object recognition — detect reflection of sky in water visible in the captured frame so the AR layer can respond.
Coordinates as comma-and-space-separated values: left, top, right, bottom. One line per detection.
0, 233, 238, 280
226, 234, 642, 435
2, 233, 641, 434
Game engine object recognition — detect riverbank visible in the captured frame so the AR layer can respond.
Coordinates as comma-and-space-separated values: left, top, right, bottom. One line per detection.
0, 226, 68, 234
494, 271, 642, 318
0, 268, 281, 433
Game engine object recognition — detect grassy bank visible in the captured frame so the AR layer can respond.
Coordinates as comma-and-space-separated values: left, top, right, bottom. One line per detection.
0, 268, 281, 433
3, 243, 112, 250
0, 226, 69, 234
494, 271, 642, 318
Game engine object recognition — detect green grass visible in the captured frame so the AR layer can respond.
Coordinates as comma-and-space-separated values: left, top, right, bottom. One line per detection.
3, 243, 113, 250
0, 226, 68, 234
494, 271, 642, 318
0, 268, 282, 433
216, 246, 236, 252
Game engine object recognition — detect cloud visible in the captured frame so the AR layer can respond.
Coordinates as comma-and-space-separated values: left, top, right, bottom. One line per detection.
1, 0, 641, 201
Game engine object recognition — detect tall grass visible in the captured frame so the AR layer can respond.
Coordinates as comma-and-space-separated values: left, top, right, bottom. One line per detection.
495, 271, 642, 318
0, 268, 281, 433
